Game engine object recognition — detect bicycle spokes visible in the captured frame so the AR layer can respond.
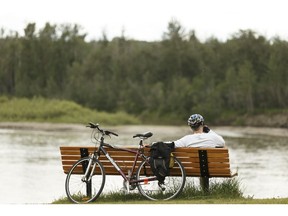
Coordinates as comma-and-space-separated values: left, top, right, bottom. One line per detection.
136, 158, 186, 200
65, 157, 106, 204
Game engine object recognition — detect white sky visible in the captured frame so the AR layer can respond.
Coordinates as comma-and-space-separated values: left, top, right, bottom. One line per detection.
1, 0, 288, 41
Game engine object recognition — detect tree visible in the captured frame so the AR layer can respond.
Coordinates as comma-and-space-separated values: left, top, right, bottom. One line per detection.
265, 38, 288, 108
0, 33, 21, 95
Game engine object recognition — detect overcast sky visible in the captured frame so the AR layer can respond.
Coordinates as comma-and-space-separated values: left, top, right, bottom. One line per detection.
1, 0, 288, 41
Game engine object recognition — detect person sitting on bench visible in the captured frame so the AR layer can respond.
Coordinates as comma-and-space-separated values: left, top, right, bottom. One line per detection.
173, 114, 225, 148
145, 114, 225, 148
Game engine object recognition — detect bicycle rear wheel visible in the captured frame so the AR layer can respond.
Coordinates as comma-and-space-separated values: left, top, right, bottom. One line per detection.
65, 156, 105, 203
136, 157, 186, 200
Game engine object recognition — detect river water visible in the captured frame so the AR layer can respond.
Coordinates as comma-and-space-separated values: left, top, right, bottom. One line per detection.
0, 124, 287, 204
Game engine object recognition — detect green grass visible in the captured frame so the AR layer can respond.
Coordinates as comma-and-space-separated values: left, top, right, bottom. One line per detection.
0, 96, 140, 125
52, 178, 288, 204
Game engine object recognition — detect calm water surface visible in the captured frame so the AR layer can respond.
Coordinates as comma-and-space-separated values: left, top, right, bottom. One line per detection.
0, 125, 287, 203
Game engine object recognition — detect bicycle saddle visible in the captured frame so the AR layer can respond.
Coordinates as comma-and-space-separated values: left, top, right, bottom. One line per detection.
133, 132, 153, 139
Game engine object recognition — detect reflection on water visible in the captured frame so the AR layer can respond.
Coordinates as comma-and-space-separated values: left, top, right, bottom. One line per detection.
0, 126, 287, 203
226, 135, 288, 198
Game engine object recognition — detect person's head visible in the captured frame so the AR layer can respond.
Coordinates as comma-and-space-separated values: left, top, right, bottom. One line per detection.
187, 114, 204, 131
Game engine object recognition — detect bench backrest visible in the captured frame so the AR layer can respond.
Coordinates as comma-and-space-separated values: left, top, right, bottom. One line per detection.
60, 146, 234, 178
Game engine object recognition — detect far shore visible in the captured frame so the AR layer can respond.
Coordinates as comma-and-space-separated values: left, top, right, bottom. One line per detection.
0, 122, 287, 138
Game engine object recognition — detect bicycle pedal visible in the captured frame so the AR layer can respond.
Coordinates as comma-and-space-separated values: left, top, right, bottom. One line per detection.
158, 183, 166, 191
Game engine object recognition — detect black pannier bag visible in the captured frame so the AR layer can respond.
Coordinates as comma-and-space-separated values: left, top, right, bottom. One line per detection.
149, 142, 175, 184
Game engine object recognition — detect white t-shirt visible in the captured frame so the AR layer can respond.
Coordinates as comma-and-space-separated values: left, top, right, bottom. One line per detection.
174, 130, 225, 148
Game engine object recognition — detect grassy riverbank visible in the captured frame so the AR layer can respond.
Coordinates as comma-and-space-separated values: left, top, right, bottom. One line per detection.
52, 179, 288, 204
1, 96, 287, 127
0, 96, 140, 125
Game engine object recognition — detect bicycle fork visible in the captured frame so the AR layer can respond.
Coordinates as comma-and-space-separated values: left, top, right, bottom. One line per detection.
79, 155, 97, 198
81, 155, 97, 182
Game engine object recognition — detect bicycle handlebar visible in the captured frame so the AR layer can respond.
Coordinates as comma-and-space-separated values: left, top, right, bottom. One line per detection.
87, 122, 118, 137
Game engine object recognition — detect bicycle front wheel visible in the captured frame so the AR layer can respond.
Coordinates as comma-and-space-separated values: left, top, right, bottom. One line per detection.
136, 157, 186, 200
65, 156, 105, 203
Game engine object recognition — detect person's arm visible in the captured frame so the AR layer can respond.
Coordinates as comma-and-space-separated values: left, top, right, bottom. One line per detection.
203, 125, 210, 133
174, 135, 190, 147
207, 129, 225, 147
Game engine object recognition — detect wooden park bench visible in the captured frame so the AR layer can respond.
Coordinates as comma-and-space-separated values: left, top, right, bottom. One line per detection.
60, 146, 237, 190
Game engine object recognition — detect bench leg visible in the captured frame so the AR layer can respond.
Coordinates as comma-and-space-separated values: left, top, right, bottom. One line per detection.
200, 177, 209, 193
80, 148, 92, 197
86, 181, 92, 197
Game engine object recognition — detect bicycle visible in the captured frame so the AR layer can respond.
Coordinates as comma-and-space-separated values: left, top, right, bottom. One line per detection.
65, 122, 186, 203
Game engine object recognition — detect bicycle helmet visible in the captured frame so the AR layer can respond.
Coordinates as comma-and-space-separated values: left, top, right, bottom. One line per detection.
187, 114, 204, 129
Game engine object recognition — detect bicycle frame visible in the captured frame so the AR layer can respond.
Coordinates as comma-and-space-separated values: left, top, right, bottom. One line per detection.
92, 135, 157, 187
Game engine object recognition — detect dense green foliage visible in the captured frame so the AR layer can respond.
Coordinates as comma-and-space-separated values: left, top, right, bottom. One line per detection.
1, 21, 287, 124
0, 96, 139, 124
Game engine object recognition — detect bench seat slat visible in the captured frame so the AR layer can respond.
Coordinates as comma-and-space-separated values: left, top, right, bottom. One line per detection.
61, 157, 230, 165
61, 147, 229, 154
62, 161, 231, 170
172, 148, 229, 153
61, 148, 212, 158
60, 147, 229, 158
63, 166, 233, 177
60, 150, 137, 157
173, 152, 229, 158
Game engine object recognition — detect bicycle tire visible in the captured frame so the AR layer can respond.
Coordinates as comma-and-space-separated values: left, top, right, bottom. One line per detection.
65, 156, 106, 203
136, 156, 186, 200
